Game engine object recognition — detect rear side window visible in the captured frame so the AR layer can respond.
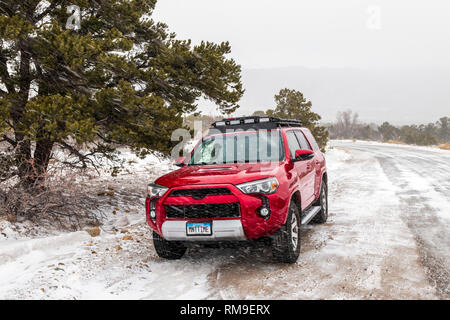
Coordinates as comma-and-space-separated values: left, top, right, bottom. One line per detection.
285, 131, 301, 158
302, 129, 320, 151
294, 131, 312, 150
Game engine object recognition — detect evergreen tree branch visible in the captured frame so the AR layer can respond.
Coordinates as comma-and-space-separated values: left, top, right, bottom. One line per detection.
0, 50, 15, 94
33, 0, 62, 24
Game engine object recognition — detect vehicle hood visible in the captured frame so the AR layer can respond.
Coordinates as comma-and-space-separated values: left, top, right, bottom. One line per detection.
155, 163, 284, 187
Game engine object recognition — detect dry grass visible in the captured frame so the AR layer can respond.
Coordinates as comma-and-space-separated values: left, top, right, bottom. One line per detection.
438, 143, 450, 150
386, 140, 407, 145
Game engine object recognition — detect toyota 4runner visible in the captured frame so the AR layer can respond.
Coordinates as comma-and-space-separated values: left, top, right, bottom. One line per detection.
145, 116, 328, 263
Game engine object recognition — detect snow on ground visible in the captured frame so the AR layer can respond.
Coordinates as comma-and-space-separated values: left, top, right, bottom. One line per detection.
0, 141, 448, 299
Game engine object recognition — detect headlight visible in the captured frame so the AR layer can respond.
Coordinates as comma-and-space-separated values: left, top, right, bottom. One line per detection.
236, 177, 279, 195
147, 183, 169, 198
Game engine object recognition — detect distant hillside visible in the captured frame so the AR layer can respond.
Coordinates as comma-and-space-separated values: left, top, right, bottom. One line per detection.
233, 66, 450, 125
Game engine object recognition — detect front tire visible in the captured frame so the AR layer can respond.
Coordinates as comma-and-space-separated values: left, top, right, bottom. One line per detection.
271, 200, 301, 263
153, 231, 187, 260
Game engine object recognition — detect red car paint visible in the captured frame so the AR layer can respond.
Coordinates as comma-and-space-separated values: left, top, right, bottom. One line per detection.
146, 127, 327, 240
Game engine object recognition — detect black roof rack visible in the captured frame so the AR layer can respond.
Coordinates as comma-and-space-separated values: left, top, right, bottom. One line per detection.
210, 116, 303, 133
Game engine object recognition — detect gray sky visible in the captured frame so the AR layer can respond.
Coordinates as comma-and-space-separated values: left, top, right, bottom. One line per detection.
154, 0, 450, 70
154, 1, 450, 123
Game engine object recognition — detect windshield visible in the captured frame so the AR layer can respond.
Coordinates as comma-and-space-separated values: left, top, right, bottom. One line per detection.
189, 131, 285, 165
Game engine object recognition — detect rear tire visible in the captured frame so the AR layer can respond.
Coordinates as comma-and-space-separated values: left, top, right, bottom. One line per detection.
312, 182, 328, 224
271, 200, 301, 263
153, 231, 187, 260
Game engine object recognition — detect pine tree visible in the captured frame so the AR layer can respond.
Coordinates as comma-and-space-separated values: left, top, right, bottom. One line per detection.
0, 0, 244, 184
266, 88, 329, 151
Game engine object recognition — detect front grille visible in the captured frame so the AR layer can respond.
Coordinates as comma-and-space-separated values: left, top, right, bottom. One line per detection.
169, 188, 232, 199
165, 203, 240, 219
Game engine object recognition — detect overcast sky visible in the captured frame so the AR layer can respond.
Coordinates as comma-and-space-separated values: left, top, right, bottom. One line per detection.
153, 1, 450, 123
154, 0, 450, 70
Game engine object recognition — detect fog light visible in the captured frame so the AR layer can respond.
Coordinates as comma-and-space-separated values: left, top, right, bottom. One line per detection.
259, 207, 269, 218
150, 210, 156, 219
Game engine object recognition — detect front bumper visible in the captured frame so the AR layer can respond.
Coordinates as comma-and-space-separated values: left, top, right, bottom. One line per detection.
161, 219, 246, 241
146, 183, 289, 240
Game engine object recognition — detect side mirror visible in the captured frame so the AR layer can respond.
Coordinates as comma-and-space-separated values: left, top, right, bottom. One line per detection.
175, 156, 186, 167
294, 149, 314, 161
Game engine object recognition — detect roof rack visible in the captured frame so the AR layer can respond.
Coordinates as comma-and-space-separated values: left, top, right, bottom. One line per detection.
210, 116, 303, 133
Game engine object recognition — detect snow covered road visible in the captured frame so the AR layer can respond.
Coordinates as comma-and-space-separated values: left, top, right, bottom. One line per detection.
0, 140, 448, 299
330, 140, 450, 298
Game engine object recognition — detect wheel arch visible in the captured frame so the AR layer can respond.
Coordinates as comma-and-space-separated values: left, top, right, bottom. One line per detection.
322, 171, 328, 188
290, 190, 302, 213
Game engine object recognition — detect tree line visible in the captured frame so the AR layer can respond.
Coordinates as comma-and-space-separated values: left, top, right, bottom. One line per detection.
328, 110, 449, 146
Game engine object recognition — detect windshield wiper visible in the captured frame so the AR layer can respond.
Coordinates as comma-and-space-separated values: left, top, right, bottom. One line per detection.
188, 161, 217, 166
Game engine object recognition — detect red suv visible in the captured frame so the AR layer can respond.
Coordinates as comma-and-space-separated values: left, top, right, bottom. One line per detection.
145, 117, 328, 263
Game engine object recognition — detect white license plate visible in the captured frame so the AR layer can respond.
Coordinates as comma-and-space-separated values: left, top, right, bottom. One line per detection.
186, 221, 212, 236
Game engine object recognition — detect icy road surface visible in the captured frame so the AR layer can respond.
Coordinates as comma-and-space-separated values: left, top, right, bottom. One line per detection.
0, 140, 448, 299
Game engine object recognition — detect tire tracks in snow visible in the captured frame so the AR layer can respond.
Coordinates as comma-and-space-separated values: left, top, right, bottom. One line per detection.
336, 141, 450, 298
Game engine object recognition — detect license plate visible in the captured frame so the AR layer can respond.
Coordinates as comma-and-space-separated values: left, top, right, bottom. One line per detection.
186, 221, 212, 236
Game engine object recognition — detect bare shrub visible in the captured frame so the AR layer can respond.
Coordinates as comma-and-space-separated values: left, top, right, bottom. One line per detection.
0, 155, 104, 231
331, 109, 361, 139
